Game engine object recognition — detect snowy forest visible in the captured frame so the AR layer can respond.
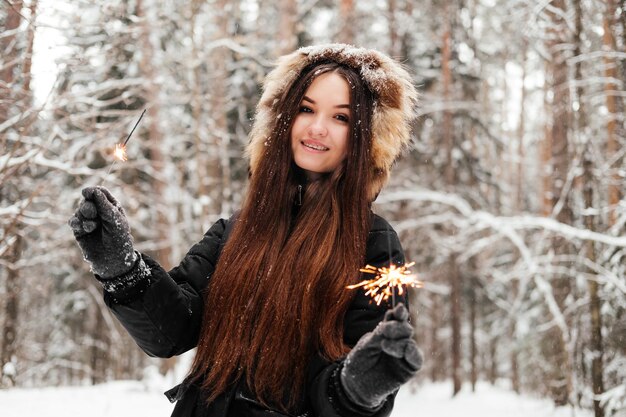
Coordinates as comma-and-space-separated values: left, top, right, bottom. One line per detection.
1, 0, 626, 416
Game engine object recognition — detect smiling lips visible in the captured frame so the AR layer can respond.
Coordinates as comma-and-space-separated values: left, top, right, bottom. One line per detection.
301, 140, 329, 152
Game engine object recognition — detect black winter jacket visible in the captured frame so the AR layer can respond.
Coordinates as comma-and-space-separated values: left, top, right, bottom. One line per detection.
98, 213, 408, 417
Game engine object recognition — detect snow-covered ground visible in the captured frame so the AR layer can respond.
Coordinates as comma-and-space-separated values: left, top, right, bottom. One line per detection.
0, 379, 591, 417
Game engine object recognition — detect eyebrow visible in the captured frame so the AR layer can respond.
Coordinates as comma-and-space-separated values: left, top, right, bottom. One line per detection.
303, 96, 350, 109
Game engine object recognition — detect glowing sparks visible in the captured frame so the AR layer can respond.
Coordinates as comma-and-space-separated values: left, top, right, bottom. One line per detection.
114, 143, 128, 161
100, 111, 145, 185
347, 262, 423, 306
114, 109, 145, 163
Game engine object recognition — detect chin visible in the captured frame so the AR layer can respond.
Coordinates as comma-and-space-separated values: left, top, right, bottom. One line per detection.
293, 160, 325, 179
294, 158, 318, 173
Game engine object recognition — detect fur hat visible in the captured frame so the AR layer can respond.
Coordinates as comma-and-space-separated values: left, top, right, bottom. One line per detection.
246, 43, 419, 201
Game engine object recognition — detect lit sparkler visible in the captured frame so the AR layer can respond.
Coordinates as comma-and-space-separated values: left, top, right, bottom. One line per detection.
114, 143, 128, 162
103, 109, 146, 179
347, 262, 423, 306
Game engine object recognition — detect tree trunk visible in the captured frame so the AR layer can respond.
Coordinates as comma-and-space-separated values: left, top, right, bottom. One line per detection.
137, 0, 172, 269
190, 0, 209, 227
510, 279, 520, 394
0, 0, 22, 125
20, 1, 36, 105
442, 15, 454, 188
209, 0, 232, 218
508, 37, 527, 396
400, 0, 413, 60
603, 0, 620, 227
388, 0, 400, 57
578, 1, 605, 415
0, 0, 36, 388
338, 0, 355, 45
1, 235, 21, 387
546, 0, 573, 406
279, 0, 297, 54
488, 336, 497, 385
430, 293, 443, 381
137, 0, 176, 376
89, 305, 110, 385
541, 77, 553, 217
621, 0, 626, 78
516, 38, 527, 213
586, 253, 604, 417
450, 261, 462, 395
469, 276, 477, 392
441, 6, 462, 396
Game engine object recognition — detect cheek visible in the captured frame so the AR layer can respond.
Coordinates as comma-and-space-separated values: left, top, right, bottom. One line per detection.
336, 128, 350, 158
290, 117, 303, 142
289, 125, 298, 149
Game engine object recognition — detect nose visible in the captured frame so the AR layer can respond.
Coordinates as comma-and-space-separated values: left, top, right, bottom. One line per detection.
307, 116, 328, 138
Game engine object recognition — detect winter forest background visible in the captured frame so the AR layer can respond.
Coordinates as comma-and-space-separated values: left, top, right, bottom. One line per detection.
1, 0, 626, 415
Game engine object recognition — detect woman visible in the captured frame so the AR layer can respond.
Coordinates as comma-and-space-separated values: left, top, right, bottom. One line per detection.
69, 44, 422, 417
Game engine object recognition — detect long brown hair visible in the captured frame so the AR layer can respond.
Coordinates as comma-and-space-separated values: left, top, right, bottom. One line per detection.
189, 61, 376, 412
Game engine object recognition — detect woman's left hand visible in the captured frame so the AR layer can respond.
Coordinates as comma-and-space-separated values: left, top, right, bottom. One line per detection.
339, 303, 422, 410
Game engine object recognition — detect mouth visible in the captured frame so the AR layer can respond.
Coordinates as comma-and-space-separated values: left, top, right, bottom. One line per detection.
301, 140, 329, 152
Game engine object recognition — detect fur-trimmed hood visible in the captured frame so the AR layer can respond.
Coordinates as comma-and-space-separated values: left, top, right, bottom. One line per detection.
246, 43, 419, 201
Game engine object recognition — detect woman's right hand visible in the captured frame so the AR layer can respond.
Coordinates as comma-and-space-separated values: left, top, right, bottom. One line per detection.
68, 186, 137, 279
339, 303, 422, 410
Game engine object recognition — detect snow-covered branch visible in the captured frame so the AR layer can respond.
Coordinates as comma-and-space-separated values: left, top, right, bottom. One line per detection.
379, 189, 626, 247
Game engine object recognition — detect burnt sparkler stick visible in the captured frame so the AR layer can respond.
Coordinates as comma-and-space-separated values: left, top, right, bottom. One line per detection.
103, 109, 146, 181
122, 109, 146, 147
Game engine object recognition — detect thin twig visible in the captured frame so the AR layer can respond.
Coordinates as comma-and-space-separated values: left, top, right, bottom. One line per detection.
3, 0, 35, 26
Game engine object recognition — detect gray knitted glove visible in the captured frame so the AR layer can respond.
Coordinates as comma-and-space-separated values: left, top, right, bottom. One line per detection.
340, 303, 422, 410
68, 186, 137, 279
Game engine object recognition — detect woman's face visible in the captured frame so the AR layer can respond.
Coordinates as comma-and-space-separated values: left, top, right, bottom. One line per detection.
290, 72, 351, 180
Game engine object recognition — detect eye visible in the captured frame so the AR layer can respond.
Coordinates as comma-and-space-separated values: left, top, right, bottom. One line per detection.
299, 106, 313, 113
335, 114, 349, 123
